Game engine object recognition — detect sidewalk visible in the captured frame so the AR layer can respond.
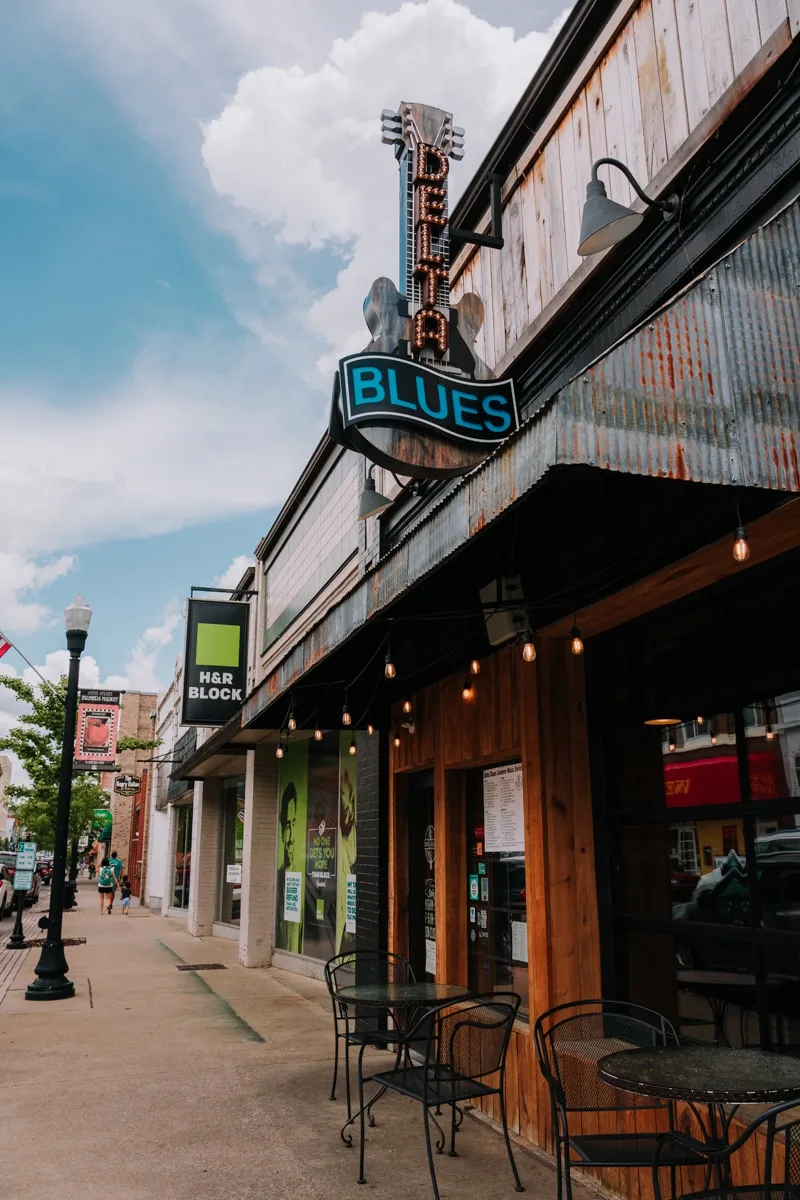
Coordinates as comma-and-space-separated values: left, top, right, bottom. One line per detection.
0, 881, 591, 1200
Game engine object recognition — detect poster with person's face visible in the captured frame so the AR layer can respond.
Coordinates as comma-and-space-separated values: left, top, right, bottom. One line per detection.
274, 740, 308, 953
337, 734, 357, 953
303, 734, 339, 961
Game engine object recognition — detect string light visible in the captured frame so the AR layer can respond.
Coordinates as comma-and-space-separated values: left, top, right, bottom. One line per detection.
342, 706, 352, 727
314, 727, 323, 742
469, 659, 481, 676
275, 741, 285, 760
522, 635, 536, 663
461, 678, 474, 701
570, 620, 584, 656
384, 650, 396, 680
393, 731, 401, 748
402, 698, 413, 715
367, 724, 375, 736
766, 723, 775, 741
348, 737, 357, 756
668, 735, 676, 752
697, 715, 705, 726
733, 511, 750, 563
710, 721, 718, 745
287, 709, 297, 733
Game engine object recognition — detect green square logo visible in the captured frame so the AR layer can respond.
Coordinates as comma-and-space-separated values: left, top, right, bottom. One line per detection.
195, 623, 240, 668
316, 897, 325, 921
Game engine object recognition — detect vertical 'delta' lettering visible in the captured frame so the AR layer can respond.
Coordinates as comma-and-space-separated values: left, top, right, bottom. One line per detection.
413, 309, 449, 355
414, 145, 449, 185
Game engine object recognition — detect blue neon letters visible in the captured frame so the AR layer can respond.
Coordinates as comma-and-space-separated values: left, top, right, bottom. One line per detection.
345, 356, 516, 446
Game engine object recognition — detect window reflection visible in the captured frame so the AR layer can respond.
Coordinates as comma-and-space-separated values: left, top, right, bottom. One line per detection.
172, 804, 192, 911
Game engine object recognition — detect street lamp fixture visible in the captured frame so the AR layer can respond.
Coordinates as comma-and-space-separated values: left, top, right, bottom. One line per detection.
26, 594, 92, 1001
357, 464, 393, 521
577, 158, 679, 257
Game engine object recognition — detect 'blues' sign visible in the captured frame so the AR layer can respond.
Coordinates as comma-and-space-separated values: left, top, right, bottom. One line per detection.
339, 353, 518, 448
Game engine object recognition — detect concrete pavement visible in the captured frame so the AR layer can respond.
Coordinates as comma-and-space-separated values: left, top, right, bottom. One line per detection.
0, 882, 592, 1200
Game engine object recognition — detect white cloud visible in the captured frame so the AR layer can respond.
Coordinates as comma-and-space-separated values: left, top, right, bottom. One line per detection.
0, 551, 77, 635
215, 554, 255, 591
203, 0, 561, 369
121, 603, 183, 693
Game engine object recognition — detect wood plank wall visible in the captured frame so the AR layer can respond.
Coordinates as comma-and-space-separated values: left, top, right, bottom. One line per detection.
387, 636, 767, 1200
451, 0, 795, 374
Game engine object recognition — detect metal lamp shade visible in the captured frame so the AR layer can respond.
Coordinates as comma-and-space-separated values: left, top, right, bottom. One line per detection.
357, 475, 393, 520
577, 179, 644, 256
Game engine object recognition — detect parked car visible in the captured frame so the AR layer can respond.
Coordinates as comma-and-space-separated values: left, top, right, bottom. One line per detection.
0, 864, 13, 919
0, 851, 41, 906
36, 857, 54, 886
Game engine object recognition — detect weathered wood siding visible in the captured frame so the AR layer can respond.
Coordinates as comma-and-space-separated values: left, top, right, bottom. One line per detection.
451, 0, 795, 375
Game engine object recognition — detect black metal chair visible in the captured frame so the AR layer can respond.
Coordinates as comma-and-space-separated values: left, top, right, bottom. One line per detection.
652, 1097, 800, 1200
324, 950, 415, 1120
533, 999, 707, 1200
357, 992, 524, 1200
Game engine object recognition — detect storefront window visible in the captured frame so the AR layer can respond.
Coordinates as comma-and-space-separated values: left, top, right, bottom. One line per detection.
466, 764, 528, 1015
217, 778, 245, 926
274, 733, 357, 961
172, 804, 192, 910
609, 691, 800, 1051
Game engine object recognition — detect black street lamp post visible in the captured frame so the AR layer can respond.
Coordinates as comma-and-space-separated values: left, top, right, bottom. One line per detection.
26, 594, 92, 1002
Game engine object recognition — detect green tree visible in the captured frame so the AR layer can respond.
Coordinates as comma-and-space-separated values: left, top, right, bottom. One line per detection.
0, 676, 158, 850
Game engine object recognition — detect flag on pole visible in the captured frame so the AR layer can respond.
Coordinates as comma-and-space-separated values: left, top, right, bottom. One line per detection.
0, 634, 10, 659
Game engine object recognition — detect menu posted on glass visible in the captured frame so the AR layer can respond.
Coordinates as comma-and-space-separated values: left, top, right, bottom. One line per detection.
483, 763, 524, 853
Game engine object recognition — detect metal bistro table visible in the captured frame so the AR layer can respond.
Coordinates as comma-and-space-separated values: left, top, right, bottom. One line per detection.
598, 1045, 800, 1162
336, 981, 471, 1147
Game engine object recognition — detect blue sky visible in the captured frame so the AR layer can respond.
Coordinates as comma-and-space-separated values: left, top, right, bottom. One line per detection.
0, 0, 565, 698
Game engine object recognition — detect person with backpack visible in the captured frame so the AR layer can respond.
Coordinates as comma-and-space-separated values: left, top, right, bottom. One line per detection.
98, 857, 116, 914
108, 849, 124, 912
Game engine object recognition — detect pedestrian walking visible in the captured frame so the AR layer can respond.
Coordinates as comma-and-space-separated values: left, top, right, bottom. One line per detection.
120, 875, 132, 915
108, 849, 123, 912
97, 857, 115, 914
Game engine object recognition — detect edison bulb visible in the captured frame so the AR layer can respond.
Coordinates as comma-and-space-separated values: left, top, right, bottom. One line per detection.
287, 714, 297, 733
469, 659, 480, 676
342, 708, 352, 727
733, 526, 750, 563
766, 725, 776, 741
384, 655, 396, 680
393, 732, 401, 748
402, 698, 412, 714
314, 728, 323, 742
348, 738, 357, 756
462, 681, 473, 701
367, 724, 375, 736
570, 631, 584, 656
522, 640, 536, 663
275, 743, 284, 760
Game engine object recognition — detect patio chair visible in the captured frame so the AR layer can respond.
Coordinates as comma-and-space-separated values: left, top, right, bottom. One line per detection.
652, 1097, 800, 1200
324, 950, 415, 1120
356, 992, 523, 1200
533, 999, 706, 1200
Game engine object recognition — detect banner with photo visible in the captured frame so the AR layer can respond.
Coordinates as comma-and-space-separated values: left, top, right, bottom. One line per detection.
337, 733, 357, 954
274, 740, 308, 954
74, 690, 121, 770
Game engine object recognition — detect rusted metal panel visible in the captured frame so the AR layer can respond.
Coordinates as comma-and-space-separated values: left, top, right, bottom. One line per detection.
242, 199, 800, 726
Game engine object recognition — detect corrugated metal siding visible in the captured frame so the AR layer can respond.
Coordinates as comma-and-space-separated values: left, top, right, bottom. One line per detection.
243, 198, 800, 725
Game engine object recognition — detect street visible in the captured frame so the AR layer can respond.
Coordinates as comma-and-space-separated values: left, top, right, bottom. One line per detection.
0, 883, 589, 1200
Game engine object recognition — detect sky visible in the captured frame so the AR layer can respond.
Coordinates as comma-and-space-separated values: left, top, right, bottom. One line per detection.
0, 0, 569, 739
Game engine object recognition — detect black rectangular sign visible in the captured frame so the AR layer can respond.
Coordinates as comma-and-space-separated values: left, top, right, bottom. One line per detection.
181, 599, 249, 727
339, 353, 518, 447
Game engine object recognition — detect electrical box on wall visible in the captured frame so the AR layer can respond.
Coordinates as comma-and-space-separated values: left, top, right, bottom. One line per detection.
479, 577, 528, 647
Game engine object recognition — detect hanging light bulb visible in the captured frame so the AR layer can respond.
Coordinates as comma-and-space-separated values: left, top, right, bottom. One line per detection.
732, 524, 750, 563
461, 679, 474, 701
710, 721, 718, 746
570, 622, 584, 656
287, 710, 297, 733
402, 698, 413, 715
275, 741, 285, 760
469, 659, 481, 676
668, 736, 676, 752
766, 723, 776, 741
348, 737, 357, 756
697, 715, 705, 726
314, 727, 323, 742
393, 731, 401, 748
522, 637, 536, 663
367, 723, 375, 736
342, 707, 352, 727
384, 650, 396, 680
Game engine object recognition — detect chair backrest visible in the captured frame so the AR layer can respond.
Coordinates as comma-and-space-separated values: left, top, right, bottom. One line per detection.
324, 950, 415, 1004
431, 993, 520, 1082
533, 999, 678, 1114
763, 1103, 800, 1192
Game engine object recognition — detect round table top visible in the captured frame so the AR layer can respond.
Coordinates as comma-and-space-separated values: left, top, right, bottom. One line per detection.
598, 1045, 800, 1104
335, 981, 470, 1007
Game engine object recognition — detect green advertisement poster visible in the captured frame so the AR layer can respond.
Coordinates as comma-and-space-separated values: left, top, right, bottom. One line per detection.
337, 733, 357, 954
275, 740, 308, 953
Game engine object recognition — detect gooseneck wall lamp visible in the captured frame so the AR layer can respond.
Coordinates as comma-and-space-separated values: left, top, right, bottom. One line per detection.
577, 158, 680, 257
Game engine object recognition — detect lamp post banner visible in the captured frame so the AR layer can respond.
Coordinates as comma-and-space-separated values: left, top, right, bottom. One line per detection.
74, 692, 121, 770
181, 598, 249, 727
338, 353, 518, 448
